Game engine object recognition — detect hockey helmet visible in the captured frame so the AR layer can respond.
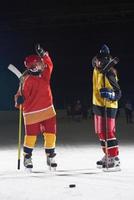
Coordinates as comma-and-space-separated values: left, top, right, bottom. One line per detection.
100, 44, 110, 57
24, 55, 42, 69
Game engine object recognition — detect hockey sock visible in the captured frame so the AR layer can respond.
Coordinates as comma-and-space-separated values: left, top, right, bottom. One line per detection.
23, 135, 37, 157
43, 132, 56, 149
23, 146, 33, 158
24, 135, 37, 148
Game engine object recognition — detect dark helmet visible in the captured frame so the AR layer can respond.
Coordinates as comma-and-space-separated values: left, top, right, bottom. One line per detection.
94, 44, 111, 68
92, 44, 111, 70
100, 44, 110, 57
24, 55, 42, 69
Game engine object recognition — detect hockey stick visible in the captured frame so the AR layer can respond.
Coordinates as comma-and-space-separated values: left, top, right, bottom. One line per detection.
8, 64, 22, 79
101, 57, 119, 74
17, 104, 22, 170
103, 75, 109, 170
104, 98, 109, 170
8, 64, 23, 170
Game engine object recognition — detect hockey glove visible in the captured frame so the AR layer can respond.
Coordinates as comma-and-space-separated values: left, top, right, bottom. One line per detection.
35, 43, 46, 57
100, 88, 115, 101
16, 95, 25, 105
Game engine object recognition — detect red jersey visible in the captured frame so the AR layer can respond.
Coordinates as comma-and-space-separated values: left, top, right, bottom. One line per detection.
15, 53, 56, 125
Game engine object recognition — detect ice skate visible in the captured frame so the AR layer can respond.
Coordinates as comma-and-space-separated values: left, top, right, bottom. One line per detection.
46, 153, 57, 171
24, 155, 33, 172
102, 156, 121, 172
96, 155, 106, 168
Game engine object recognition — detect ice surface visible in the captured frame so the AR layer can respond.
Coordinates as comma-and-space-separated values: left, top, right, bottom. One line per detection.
0, 145, 134, 200
0, 112, 134, 200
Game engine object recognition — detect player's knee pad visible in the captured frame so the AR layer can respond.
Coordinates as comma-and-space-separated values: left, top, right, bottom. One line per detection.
24, 135, 37, 148
43, 133, 56, 149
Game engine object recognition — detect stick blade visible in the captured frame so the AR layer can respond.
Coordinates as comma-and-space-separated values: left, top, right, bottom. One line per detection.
8, 64, 22, 79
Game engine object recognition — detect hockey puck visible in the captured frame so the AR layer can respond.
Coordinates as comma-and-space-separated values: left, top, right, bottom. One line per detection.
69, 184, 76, 188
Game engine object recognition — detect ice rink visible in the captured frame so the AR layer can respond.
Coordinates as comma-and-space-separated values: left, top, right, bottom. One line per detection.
0, 111, 134, 200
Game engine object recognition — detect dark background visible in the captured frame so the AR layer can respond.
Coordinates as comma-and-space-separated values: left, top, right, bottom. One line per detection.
0, 0, 134, 110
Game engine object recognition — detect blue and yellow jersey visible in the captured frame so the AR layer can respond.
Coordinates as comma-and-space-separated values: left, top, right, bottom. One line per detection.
92, 68, 121, 118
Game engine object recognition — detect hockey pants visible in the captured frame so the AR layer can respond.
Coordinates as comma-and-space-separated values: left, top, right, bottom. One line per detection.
23, 116, 56, 156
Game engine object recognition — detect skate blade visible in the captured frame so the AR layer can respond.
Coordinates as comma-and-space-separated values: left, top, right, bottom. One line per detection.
49, 166, 57, 171
97, 165, 103, 169
24, 168, 32, 173
103, 166, 121, 172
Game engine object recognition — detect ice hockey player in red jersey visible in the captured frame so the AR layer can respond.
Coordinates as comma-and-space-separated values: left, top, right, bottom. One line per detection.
15, 44, 57, 170
92, 44, 121, 172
